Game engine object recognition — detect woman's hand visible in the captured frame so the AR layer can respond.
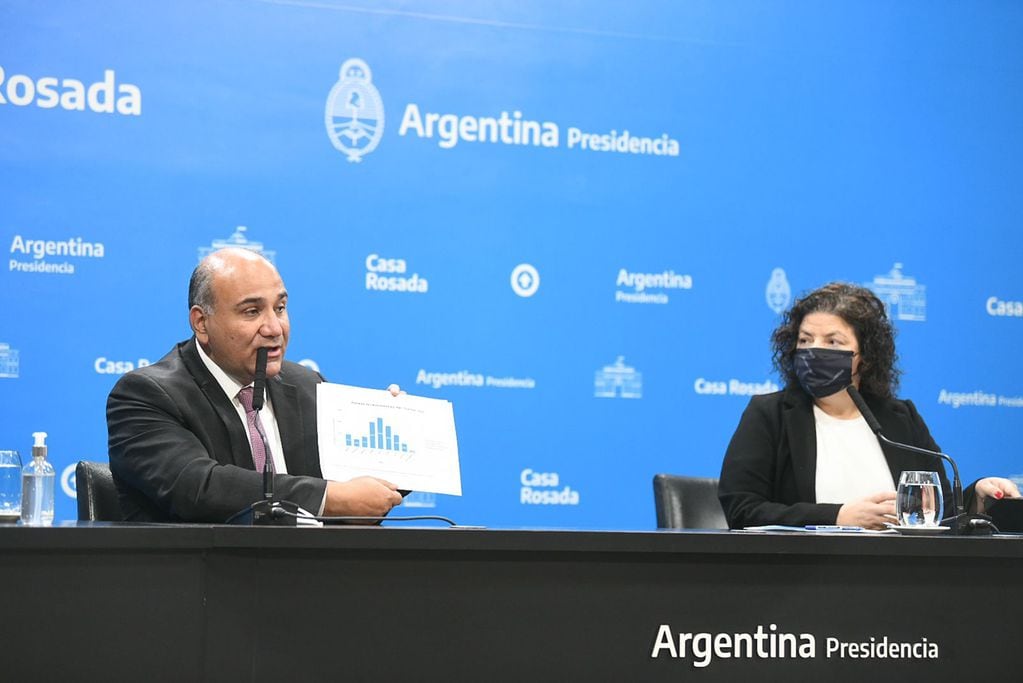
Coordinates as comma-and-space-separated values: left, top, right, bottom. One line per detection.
836, 491, 897, 530
971, 477, 1022, 512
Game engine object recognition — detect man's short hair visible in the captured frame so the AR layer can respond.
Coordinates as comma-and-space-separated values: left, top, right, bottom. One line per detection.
189, 248, 276, 315
188, 259, 217, 314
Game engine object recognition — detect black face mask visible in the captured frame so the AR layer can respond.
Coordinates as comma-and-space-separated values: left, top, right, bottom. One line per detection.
792, 348, 854, 398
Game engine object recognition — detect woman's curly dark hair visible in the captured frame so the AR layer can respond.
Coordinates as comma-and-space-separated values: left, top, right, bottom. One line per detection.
771, 282, 900, 398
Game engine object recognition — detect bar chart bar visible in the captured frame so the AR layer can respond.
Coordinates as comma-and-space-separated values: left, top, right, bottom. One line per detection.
345, 417, 410, 455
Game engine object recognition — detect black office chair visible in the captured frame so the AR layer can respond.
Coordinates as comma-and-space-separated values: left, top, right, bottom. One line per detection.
653, 474, 727, 529
76, 460, 123, 522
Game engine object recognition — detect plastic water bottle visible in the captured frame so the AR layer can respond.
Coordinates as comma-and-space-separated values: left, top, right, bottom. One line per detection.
21, 431, 54, 526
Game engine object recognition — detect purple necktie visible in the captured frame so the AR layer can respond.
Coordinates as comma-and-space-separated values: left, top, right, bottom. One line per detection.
237, 385, 273, 473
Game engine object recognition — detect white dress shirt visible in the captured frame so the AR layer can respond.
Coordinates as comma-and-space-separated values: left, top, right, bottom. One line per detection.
813, 404, 895, 504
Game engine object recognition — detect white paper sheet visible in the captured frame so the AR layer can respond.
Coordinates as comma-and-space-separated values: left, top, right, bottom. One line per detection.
316, 383, 462, 496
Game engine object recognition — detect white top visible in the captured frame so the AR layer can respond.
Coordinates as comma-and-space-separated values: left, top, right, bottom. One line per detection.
195, 342, 288, 474
813, 404, 895, 503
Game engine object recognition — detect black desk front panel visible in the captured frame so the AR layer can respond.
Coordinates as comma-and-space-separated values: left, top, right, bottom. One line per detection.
1, 526, 1019, 681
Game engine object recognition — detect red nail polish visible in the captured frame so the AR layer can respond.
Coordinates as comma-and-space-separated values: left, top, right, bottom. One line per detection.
994, 490, 1004, 499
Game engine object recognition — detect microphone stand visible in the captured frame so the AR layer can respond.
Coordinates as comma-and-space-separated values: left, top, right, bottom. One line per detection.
846, 385, 993, 536
228, 347, 299, 526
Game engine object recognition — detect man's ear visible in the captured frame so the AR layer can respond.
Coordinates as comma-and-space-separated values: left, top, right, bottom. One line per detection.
190, 306, 210, 344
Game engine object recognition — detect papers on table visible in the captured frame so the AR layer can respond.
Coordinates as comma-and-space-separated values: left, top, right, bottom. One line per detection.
742, 525, 895, 534
316, 383, 462, 496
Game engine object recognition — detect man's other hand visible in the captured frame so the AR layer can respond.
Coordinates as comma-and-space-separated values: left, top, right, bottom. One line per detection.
324, 477, 403, 520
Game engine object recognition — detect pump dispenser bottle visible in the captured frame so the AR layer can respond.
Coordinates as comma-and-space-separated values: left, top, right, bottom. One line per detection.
21, 432, 54, 526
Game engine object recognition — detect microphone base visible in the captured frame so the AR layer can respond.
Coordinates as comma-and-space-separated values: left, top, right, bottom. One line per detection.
945, 513, 995, 536
228, 499, 300, 526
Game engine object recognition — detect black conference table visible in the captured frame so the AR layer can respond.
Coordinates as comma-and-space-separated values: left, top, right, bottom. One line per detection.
1, 523, 1020, 681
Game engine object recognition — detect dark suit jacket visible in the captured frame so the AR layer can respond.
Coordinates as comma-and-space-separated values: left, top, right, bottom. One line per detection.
107, 338, 327, 522
718, 387, 958, 529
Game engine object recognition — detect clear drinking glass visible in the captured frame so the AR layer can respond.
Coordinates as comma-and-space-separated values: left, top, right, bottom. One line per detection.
0, 450, 23, 522
896, 470, 943, 527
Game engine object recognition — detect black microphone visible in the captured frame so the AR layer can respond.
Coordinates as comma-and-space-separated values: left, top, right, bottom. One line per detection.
225, 347, 294, 525
253, 347, 267, 411
252, 347, 273, 502
846, 385, 988, 535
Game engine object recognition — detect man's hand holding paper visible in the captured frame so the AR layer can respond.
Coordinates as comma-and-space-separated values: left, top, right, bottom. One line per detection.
316, 383, 462, 497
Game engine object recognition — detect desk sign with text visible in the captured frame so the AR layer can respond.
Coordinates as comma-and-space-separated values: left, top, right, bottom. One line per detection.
316, 383, 462, 496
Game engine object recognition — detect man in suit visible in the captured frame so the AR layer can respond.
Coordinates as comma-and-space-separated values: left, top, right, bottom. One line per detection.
107, 247, 404, 522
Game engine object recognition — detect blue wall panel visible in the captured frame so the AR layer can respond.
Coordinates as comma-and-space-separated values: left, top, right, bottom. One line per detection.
1, 1, 1021, 526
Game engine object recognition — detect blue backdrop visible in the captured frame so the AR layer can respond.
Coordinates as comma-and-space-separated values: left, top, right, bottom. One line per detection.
2, 0, 1021, 527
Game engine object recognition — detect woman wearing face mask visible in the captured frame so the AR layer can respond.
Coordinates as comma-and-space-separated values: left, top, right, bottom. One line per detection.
718, 282, 1019, 530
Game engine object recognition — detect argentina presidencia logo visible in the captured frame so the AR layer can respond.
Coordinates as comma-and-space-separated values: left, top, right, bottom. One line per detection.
765, 268, 792, 314
325, 58, 384, 162
866, 263, 926, 322
198, 226, 276, 263
0, 343, 19, 379
594, 356, 643, 399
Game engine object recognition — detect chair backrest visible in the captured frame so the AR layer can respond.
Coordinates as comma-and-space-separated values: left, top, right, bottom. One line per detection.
652, 474, 727, 529
76, 461, 123, 522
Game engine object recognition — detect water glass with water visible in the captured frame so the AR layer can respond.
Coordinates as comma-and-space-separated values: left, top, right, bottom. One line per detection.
896, 470, 943, 527
0, 450, 22, 522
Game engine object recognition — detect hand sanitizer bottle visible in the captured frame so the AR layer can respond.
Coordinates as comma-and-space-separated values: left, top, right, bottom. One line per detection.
21, 432, 55, 526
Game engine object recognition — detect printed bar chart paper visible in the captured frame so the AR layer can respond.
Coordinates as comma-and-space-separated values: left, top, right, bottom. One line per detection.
316, 383, 462, 496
